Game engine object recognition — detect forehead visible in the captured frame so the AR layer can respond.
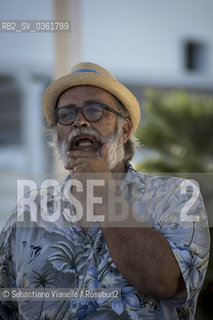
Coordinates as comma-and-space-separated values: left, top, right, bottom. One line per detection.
57, 85, 117, 108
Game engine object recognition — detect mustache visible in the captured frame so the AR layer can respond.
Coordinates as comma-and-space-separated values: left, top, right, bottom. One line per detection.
65, 127, 105, 151
56, 121, 125, 169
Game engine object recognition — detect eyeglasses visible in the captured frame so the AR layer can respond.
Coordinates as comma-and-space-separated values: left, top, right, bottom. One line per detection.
54, 102, 124, 126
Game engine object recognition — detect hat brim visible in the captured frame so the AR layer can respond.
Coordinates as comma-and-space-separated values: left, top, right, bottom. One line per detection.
43, 72, 140, 133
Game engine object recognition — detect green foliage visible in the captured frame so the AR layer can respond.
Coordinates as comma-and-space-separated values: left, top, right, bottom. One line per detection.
135, 90, 213, 172
135, 90, 213, 319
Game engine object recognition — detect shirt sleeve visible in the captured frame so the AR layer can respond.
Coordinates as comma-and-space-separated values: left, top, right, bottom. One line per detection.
0, 212, 18, 319
154, 178, 210, 310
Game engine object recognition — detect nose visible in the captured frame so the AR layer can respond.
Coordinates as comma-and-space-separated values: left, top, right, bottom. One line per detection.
73, 109, 90, 128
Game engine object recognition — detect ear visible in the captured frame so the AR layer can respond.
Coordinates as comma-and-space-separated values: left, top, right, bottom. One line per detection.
122, 119, 132, 144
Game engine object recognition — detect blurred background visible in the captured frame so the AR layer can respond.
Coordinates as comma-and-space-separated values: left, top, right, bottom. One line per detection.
0, 0, 212, 318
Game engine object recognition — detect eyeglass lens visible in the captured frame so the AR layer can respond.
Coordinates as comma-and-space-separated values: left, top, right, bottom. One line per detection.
56, 103, 104, 125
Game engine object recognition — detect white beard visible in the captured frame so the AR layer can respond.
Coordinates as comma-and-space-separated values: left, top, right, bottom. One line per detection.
57, 122, 125, 170
106, 122, 125, 170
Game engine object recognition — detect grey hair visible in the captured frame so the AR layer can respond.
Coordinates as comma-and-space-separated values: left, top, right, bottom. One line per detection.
124, 130, 139, 161
113, 98, 139, 162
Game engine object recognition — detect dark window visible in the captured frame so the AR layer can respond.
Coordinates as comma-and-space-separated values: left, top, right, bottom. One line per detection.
0, 75, 22, 146
184, 41, 207, 72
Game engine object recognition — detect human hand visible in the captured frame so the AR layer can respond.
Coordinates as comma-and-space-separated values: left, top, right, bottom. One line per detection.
65, 143, 110, 175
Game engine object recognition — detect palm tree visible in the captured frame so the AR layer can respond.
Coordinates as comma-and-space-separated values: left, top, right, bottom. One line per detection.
32, 270, 56, 320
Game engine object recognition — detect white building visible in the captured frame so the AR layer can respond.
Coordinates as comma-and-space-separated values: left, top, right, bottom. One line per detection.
0, 0, 55, 227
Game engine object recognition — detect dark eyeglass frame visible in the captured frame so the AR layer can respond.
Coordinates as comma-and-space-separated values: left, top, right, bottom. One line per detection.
54, 102, 124, 126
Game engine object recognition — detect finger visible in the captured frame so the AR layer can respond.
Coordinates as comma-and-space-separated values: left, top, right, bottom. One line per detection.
67, 150, 97, 159
65, 158, 85, 170
72, 165, 85, 173
99, 143, 109, 164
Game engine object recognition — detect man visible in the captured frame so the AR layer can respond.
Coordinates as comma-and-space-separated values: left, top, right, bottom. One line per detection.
0, 62, 210, 319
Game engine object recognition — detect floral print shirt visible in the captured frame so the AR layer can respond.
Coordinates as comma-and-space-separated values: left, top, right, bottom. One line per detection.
0, 164, 210, 320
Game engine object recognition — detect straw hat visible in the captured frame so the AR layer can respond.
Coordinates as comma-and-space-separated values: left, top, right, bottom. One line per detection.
43, 62, 141, 133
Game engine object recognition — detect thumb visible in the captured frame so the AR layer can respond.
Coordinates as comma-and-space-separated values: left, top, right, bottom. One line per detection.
99, 143, 108, 163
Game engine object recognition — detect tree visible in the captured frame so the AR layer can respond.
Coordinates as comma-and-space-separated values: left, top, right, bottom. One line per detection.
135, 90, 213, 173
135, 90, 213, 319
